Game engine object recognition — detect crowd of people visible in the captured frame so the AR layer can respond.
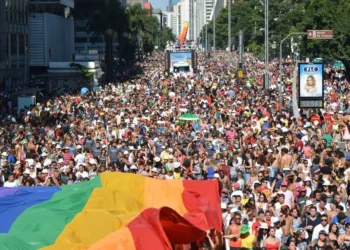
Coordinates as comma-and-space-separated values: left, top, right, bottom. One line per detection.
0, 50, 350, 250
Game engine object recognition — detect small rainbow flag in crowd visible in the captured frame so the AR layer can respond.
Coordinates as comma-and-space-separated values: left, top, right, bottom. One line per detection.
0, 173, 221, 250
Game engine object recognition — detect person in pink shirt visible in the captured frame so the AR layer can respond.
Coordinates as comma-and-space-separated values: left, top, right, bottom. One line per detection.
278, 181, 294, 208
303, 142, 312, 158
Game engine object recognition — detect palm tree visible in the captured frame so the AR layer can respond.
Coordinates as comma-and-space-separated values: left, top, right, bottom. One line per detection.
87, 0, 128, 83
126, 4, 160, 58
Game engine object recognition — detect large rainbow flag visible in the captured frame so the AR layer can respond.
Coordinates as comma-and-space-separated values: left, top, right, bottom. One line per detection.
178, 22, 189, 47
0, 173, 222, 250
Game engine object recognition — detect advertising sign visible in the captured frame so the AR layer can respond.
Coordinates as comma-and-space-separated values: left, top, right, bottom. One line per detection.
298, 63, 324, 108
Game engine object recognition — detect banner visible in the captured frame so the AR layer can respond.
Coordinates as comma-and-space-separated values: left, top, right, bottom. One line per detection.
298, 63, 324, 108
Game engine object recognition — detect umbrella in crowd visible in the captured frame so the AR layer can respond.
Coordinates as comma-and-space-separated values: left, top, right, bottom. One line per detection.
0, 50, 349, 250
179, 113, 200, 121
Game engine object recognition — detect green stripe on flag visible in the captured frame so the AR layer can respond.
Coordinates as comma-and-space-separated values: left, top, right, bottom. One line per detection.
8, 177, 102, 249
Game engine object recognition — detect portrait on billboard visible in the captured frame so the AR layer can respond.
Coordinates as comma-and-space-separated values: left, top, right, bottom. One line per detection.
299, 63, 323, 98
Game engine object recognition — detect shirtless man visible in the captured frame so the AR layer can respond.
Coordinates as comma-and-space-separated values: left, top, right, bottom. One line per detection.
281, 209, 292, 244
280, 148, 293, 170
218, 170, 231, 190
328, 200, 338, 224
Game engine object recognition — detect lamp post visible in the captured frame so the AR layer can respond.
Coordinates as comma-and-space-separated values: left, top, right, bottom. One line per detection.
213, 7, 216, 56
228, 0, 231, 66
264, 0, 269, 90
279, 32, 307, 106
205, 21, 208, 51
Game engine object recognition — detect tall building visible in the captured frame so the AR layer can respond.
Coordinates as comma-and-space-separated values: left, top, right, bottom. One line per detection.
0, 0, 29, 87
194, 0, 224, 44
28, 0, 75, 69
74, 0, 116, 55
168, 0, 180, 12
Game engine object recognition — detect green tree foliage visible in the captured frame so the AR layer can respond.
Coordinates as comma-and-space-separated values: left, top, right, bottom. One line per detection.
206, 0, 350, 77
87, 0, 128, 83
87, 1, 175, 81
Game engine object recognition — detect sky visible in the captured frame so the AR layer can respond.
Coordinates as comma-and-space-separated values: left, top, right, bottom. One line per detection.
149, 0, 168, 11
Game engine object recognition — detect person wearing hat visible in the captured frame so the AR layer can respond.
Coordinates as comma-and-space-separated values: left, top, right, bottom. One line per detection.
297, 186, 309, 215
22, 168, 35, 186
278, 180, 294, 208
254, 222, 269, 248
240, 224, 254, 250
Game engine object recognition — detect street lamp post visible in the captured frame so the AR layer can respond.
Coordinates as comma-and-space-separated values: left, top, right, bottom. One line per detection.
205, 21, 208, 51
228, 0, 231, 66
264, 0, 269, 90
279, 32, 307, 106
213, 7, 216, 55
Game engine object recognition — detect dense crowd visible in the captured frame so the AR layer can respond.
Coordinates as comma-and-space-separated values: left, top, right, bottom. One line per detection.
0, 50, 350, 250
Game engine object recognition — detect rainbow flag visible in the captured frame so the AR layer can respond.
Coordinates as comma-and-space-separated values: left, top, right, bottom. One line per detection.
178, 22, 189, 47
0, 173, 222, 250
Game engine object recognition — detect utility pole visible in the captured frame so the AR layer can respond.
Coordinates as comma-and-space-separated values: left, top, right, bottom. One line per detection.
205, 21, 208, 51
213, 7, 216, 55
264, 0, 269, 90
239, 30, 243, 69
279, 32, 307, 106
228, 0, 231, 66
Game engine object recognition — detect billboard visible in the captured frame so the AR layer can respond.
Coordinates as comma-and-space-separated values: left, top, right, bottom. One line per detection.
169, 52, 192, 73
298, 63, 324, 108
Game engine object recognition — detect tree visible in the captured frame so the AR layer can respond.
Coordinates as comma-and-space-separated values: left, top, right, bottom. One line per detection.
158, 28, 176, 50
126, 4, 161, 56
206, 0, 350, 79
87, 0, 128, 83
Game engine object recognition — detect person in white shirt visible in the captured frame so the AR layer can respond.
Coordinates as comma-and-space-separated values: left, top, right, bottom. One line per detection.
75, 165, 89, 179
311, 214, 329, 242
4, 175, 19, 188
74, 146, 85, 169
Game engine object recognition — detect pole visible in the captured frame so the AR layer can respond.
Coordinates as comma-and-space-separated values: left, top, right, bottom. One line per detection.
213, 7, 216, 55
228, 0, 231, 66
239, 30, 243, 69
264, 0, 269, 90
205, 22, 208, 51
292, 59, 300, 118
279, 32, 307, 106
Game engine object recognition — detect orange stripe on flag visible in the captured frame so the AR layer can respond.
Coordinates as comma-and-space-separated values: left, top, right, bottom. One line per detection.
89, 227, 136, 250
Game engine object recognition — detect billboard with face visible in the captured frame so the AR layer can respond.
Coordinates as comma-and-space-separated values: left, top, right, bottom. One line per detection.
298, 63, 324, 108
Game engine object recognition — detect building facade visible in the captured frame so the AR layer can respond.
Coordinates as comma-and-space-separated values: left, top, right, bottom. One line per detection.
126, 0, 147, 6
168, 0, 180, 12
0, 0, 29, 88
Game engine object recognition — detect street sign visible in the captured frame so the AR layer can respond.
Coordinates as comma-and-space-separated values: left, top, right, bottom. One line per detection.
238, 70, 243, 78
307, 30, 334, 40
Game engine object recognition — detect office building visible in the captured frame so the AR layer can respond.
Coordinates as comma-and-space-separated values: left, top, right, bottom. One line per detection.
0, 0, 29, 88
28, 0, 75, 69
168, 0, 180, 11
